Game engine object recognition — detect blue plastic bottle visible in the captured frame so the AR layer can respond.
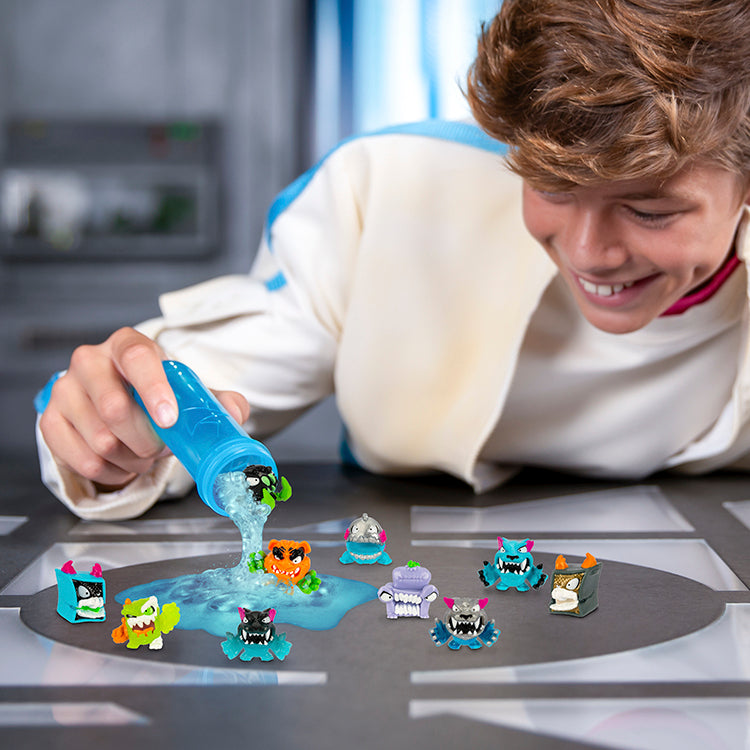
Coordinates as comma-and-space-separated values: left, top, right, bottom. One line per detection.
133, 360, 278, 516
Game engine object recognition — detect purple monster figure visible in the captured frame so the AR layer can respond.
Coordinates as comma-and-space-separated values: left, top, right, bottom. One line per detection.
377, 561, 439, 619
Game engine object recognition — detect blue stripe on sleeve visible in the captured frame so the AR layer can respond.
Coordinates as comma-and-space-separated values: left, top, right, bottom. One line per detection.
263, 120, 507, 251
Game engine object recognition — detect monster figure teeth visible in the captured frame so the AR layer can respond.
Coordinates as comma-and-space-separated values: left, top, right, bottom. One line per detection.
241, 628, 273, 645
394, 603, 421, 617
497, 559, 529, 574
350, 549, 383, 561
394, 593, 423, 604
448, 616, 482, 638
550, 587, 579, 611
76, 596, 105, 617
271, 565, 301, 579
127, 613, 156, 633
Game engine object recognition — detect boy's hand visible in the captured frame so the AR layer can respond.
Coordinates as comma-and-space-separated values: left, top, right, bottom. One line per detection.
39, 327, 250, 490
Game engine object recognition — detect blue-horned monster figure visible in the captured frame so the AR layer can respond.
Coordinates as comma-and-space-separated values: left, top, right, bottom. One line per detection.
430, 597, 500, 651
478, 537, 548, 592
339, 512, 392, 565
221, 607, 292, 662
378, 561, 439, 619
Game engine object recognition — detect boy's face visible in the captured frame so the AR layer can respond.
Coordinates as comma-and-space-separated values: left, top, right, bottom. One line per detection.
522, 163, 750, 334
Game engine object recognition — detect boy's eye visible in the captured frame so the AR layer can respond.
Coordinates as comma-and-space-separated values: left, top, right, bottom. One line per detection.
623, 205, 678, 227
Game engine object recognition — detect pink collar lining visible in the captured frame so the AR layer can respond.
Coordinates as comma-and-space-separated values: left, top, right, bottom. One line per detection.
660, 253, 741, 316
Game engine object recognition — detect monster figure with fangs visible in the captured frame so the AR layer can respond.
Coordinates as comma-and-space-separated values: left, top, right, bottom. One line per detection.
430, 597, 500, 650
339, 512, 392, 565
221, 607, 292, 662
261, 539, 321, 594
55, 560, 106, 623
478, 537, 548, 592
111, 596, 180, 650
378, 561, 439, 619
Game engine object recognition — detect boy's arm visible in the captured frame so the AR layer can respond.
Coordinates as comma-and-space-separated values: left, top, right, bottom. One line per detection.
37, 141, 362, 518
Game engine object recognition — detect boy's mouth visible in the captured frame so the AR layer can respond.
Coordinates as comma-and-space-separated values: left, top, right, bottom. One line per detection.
577, 277, 635, 297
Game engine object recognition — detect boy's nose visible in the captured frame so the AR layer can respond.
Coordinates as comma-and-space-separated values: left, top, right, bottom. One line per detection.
564, 208, 628, 272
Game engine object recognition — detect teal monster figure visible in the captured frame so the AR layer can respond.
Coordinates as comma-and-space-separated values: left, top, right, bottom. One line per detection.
478, 537, 548, 592
111, 595, 181, 650
55, 560, 106, 623
221, 607, 292, 662
339, 513, 392, 565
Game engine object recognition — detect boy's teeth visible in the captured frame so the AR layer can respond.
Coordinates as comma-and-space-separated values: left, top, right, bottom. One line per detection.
579, 278, 634, 296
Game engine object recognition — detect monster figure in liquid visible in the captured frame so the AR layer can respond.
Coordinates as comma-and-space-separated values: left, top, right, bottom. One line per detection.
55, 560, 106, 623
242, 464, 292, 511
549, 553, 602, 617
111, 595, 181, 649
430, 597, 500, 650
478, 537, 548, 592
221, 606, 292, 662
260, 540, 321, 594
378, 561, 439, 619
339, 512, 392, 565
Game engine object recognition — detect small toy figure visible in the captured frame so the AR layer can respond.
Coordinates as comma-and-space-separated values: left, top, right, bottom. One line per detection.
549, 553, 602, 617
478, 537, 548, 592
262, 539, 321, 594
242, 465, 292, 511
339, 512, 392, 565
221, 607, 292, 662
430, 597, 500, 650
111, 595, 181, 649
378, 561, 439, 619
55, 560, 106, 623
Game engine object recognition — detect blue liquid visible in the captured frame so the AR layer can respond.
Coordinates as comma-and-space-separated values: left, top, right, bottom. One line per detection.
117, 471, 377, 634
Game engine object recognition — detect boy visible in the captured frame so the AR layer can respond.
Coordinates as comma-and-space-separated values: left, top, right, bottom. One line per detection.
38, 0, 750, 519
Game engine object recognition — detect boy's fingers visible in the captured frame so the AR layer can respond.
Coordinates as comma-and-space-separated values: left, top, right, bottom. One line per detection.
105, 328, 178, 428
214, 390, 251, 426
41, 409, 139, 487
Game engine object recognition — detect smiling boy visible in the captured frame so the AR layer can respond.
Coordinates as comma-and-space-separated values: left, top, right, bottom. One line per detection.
37, 0, 750, 519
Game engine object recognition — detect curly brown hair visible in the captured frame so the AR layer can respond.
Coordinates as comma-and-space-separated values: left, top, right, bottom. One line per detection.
466, 0, 750, 190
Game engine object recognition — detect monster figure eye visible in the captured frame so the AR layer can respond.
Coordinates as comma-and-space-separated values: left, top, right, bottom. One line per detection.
499, 545, 505, 553
262, 615, 271, 624
368, 525, 377, 535
519, 546, 528, 554
472, 604, 480, 613
247, 477, 260, 486
77, 584, 91, 598
566, 578, 580, 590
290, 548, 306, 564
145, 607, 154, 614
273, 547, 285, 560
452, 604, 460, 612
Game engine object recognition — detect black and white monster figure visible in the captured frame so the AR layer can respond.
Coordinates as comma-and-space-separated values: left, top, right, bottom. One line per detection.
430, 597, 500, 650
378, 561, 439, 619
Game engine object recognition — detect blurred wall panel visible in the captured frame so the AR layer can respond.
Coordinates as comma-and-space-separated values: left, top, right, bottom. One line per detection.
0, 0, 314, 457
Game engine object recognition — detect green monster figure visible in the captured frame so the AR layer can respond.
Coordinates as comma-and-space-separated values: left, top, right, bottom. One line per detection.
111, 595, 181, 650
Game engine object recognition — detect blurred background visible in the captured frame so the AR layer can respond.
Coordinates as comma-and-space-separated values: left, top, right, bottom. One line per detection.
0, 0, 500, 463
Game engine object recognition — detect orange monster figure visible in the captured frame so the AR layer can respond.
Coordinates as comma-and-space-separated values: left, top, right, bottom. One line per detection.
263, 539, 321, 594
